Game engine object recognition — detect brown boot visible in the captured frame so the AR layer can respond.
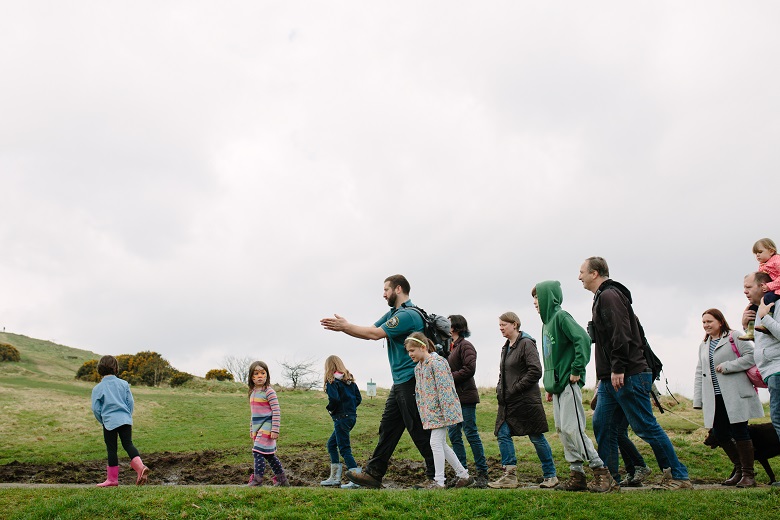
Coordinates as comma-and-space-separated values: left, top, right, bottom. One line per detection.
555, 470, 587, 491
588, 466, 619, 493
735, 439, 756, 488
720, 440, 742, 486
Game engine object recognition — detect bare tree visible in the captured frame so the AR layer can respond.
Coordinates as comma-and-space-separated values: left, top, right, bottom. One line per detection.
279, 358, 320, 390
221, 355, 254, 384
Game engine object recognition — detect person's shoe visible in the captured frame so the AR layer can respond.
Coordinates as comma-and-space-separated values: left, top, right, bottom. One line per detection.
96, 466, 119, 487
739, 321, 755, 340
472, 470, 489, 489
444, 475, 459, 488
418, 480, 445, 489
247, 474, 263, 487
555, 470, 587, 491
272, 473, 290, 487
771, 481, 780, 487
345, 468, 382, 489
129, 456, 149, 486
735, 439, 756, 488
341, 468, 361, 489
624, 466, 652, 487
453, 476, 475, 488
320, 463, 342, 487
721, 440, 742, 486
651, 468, 693, 490
588, 467, 619, 493
539, 476, 559, 489
487, 465, 518, 489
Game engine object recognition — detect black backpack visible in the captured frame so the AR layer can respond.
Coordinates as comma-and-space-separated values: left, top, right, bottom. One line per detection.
636, 318, 662, 382
403, 304, 452, 358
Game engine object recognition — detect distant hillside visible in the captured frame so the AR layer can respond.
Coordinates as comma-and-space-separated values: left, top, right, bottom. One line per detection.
0, 332, 100, 380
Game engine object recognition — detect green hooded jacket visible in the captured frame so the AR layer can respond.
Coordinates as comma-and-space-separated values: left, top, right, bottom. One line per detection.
536, 280, 592, 395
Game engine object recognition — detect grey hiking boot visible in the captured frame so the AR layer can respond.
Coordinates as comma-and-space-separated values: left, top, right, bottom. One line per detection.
555, 470, 587, 491
651, 468, 692, 490
473, 471, 489, 489
487, 465, 518, 489
624, 466, 652, 487
588, 467, 619, 493
539, 476, 559, 489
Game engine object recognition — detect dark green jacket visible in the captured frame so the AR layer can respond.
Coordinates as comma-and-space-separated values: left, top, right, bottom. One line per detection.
536, 280, 592, 395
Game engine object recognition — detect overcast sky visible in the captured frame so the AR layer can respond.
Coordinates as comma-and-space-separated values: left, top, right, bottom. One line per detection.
2, 1, 778, 401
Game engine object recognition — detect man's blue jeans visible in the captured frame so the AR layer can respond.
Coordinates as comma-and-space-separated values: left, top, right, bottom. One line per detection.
447, 403, 488, 473
593, 372, 688, 480
496, 421, 556, 478
767, 374, 780, 444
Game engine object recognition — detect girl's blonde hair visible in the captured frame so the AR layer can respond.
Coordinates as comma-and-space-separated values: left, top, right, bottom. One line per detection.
404, 331, 435, 353
247, 360, 271, 396
753, 238, 778, 255
323, 355, 355, 390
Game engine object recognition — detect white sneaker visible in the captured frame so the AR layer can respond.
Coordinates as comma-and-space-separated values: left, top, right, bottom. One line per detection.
539, 476, 559, 489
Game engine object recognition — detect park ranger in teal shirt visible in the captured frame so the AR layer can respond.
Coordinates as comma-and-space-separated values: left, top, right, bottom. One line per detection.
321, 274, 434, 488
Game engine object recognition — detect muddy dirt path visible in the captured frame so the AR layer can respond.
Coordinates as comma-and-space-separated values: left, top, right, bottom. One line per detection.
0, 448, 469, 488
0, 450, 733, 488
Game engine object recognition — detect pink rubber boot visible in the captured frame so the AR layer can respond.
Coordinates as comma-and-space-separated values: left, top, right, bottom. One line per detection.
130, 456, 149, 485
97, 466, 119, 487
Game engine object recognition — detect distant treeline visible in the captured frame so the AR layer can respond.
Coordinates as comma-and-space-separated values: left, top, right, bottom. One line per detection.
75, 351, 194, 387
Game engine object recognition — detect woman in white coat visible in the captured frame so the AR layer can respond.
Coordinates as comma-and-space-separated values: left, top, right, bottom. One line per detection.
693, 308, 764, 487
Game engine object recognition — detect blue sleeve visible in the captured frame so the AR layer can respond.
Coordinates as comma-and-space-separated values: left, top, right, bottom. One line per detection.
374, 310, 391, 329
126, 384, 134, 416
91, 387, 103, 424
354, 383, 362, 407
379, 309, 419, 341
326, 382, 339, 412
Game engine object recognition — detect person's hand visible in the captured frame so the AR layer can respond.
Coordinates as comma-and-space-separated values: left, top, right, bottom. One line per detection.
546, 392, 553, 402
251, 432, 256, 441
758, 299, 775, 319
715, 363, 724, 373
321, 314, 349, 332
611, 372, 624, 391
743, 306, 757, 328
270, 432, 279, 440
569, 374, 581, 384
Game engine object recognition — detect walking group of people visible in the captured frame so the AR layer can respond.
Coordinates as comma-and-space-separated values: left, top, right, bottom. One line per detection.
89, 239, 780, 491
319, 241, 780, 491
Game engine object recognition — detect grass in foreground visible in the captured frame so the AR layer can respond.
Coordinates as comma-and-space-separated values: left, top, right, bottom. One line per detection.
1, 486, 779, 520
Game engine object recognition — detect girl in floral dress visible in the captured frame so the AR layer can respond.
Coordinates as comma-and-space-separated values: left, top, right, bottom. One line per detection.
405, 332, 473, 489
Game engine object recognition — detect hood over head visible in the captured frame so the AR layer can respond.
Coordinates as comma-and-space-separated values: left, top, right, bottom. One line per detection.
536, 280, 562, 324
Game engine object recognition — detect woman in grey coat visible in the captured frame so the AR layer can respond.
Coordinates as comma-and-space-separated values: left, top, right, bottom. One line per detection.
693, 308, 764, 487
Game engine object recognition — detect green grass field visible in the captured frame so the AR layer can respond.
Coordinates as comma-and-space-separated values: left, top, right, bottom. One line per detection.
1, 331, 779, 519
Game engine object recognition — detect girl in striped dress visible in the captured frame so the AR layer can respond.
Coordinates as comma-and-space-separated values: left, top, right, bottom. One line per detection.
247, 361, 289, 486
405, 332, 473, 489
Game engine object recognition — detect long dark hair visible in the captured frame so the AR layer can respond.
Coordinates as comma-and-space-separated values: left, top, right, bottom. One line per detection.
702, 308, 730, 341
247, 360, 271, 396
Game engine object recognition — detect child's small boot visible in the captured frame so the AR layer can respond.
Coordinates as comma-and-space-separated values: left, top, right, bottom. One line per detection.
247, 473, 263, 486
320, 463, 342, 486
272, 472, 290, 487
739, 321, 755, 340
97, 466, 119, 487
130, 456, 149, 485
341, 467, 362, 489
